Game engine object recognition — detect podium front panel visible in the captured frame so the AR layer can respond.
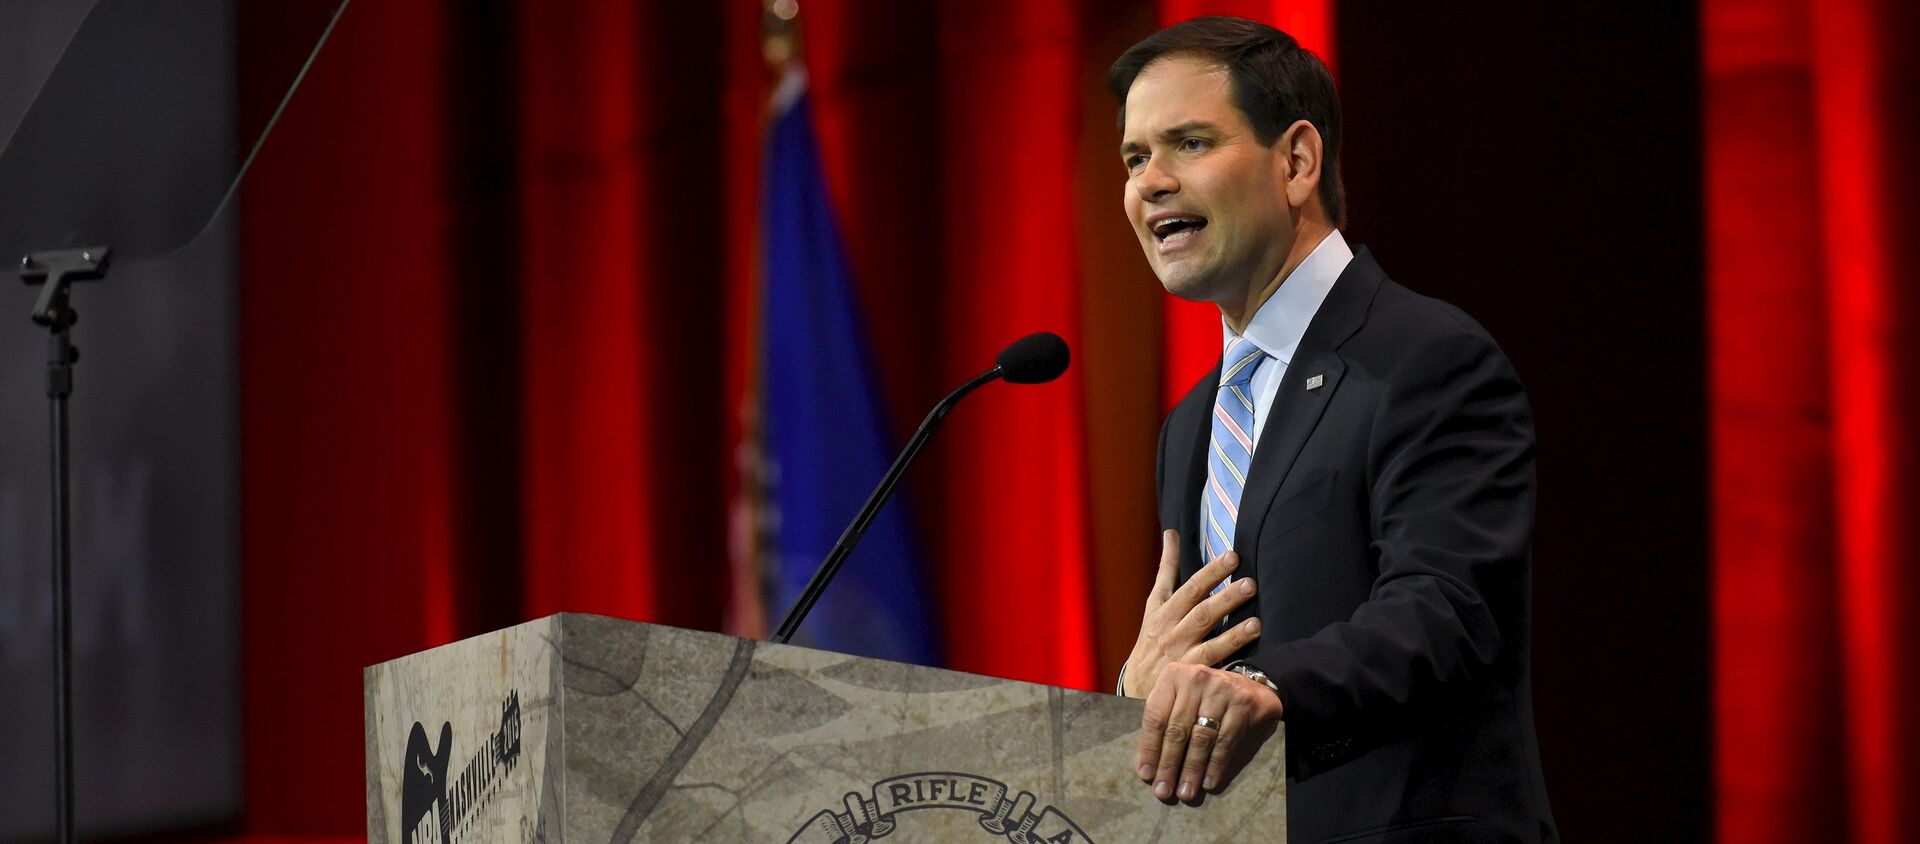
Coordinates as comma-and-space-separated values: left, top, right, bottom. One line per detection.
366, 613, 1287, 843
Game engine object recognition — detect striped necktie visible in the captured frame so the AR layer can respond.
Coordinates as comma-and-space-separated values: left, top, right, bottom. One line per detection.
1205, 337, 1268, 586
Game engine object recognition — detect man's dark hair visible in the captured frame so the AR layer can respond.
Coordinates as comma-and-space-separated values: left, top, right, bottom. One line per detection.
1109, 16, 1345, 225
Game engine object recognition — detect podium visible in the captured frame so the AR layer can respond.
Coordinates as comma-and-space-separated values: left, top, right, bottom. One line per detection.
364, 613, 1288, 842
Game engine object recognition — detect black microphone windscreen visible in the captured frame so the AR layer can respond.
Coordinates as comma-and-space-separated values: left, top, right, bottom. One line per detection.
996, 332, 1071, 384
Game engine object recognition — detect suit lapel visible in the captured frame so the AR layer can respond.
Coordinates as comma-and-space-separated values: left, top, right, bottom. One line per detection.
1167, 364, 1217, 583
1232, 247, 1385, 553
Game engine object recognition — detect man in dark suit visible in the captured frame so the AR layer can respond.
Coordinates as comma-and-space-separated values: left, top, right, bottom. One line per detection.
1111, 17, 1557, 842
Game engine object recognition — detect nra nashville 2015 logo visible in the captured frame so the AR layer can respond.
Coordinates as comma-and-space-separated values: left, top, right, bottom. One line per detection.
788, 772, 1091, 844
399, 690, 523, 844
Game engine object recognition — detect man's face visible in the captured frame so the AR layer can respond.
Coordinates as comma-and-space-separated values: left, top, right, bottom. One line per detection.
1121, 55, 1295, 307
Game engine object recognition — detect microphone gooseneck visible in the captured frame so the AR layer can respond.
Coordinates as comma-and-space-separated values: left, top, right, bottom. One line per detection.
769, 332, 1071, 646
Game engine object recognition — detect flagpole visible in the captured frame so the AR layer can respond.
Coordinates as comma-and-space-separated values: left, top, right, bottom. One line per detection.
727, 0, 804, 641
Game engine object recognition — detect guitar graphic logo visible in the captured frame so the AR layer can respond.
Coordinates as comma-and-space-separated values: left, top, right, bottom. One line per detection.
400, 690, 523, 844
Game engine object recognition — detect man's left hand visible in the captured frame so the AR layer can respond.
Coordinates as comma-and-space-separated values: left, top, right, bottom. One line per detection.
1136, 662, 1284, 804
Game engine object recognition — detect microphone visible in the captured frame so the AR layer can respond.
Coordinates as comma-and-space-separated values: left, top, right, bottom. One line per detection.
770, 332, 1071, 645
995, 331, 1071, 384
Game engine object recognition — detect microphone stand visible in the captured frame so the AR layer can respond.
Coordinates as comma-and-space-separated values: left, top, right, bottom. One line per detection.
19, 246, 110, 844
770, 364, 1006, 645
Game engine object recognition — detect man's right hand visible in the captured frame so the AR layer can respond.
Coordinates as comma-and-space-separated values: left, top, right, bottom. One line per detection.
1121, 530, 1263, 699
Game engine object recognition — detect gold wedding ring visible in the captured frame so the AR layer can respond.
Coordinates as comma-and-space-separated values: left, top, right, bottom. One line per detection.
1194, 715, 1221, 730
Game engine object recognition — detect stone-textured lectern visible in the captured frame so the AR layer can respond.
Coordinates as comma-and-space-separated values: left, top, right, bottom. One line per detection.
365, 613, 1286, 842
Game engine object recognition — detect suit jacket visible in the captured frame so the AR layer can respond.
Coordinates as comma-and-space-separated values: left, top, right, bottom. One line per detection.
1158, 247, 1557, 843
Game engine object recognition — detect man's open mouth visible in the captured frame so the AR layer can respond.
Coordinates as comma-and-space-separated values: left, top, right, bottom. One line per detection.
1152, 215, 1208, 245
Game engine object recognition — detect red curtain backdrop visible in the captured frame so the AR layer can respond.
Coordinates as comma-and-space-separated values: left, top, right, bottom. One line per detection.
930, 0, 1097, 687
1706, 0, 1920, 841
203, 0, 1920, 837
234, 0, 1189, 834
515, 0, 654, 624
238, 0, 458, 833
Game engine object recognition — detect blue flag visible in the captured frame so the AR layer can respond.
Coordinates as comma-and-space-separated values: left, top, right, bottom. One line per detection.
758, 71, 940, 665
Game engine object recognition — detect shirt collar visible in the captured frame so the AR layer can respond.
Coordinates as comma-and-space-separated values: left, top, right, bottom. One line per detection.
1222, 229, 1354, 366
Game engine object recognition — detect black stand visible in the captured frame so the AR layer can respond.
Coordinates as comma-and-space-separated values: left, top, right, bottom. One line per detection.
20, 246, 110, 844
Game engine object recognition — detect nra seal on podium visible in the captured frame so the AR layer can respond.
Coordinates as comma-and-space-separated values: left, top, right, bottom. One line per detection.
788, 771, 1090, 844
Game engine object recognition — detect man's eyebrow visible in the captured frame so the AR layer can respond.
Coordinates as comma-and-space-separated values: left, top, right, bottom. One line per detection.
1118, 121, 1223, 156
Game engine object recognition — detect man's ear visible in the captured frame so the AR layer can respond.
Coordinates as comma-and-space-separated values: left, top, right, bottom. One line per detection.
1279, 119, 1323, 211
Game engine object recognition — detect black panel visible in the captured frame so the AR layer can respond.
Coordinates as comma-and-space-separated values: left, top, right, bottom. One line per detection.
1337, 2, 1710, 838
0, 1, 243, 838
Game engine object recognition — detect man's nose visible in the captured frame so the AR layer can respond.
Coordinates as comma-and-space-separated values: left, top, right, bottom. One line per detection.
1134, 157, 1178, 201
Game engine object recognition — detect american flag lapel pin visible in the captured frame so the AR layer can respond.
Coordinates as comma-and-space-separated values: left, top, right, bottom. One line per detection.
1306, 374, 1324, 391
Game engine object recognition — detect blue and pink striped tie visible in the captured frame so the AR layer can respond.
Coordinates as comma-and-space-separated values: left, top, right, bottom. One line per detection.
1205, 337, 1268, 588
